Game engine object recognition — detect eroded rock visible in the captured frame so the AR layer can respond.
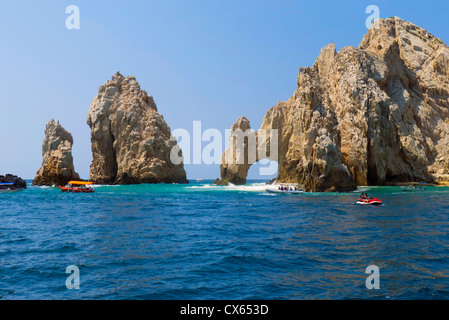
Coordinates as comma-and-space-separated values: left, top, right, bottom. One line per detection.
87, 72, 188, 184
33, 119, 80, 186
218, 18, 449, 192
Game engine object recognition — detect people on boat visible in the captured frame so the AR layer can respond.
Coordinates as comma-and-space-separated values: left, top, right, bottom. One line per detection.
274, 185, 301, 192
60, 181, 95, 193
360, 193, 374, 202
0, 182, 21, 192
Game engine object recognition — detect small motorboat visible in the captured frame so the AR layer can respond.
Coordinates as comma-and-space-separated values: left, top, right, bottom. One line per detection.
266, 185, 304, 194
0, 182, 24, 193
60, 181, 95, 193
356, 198, 383, 205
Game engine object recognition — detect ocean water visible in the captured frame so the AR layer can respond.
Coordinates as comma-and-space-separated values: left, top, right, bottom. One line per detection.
1, 180, 449, 300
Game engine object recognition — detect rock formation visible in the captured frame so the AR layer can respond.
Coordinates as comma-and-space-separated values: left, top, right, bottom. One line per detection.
87, 72, 188, 184
33, 119, 80, 186
0, 174, 27, 189
214, 116, 256, 185
218, 17, 449, 191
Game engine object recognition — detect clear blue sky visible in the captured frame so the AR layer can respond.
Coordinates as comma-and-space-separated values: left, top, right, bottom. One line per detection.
1, 0, 448, 180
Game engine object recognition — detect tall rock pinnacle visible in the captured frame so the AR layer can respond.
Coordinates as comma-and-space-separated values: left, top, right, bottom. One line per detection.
87, 72, 188, 184
33, 119, 80, 186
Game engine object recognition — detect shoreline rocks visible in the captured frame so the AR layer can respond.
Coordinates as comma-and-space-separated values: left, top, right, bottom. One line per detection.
87, 72, 188, 185
33, 119, 80, 186
0, 174, 27, 189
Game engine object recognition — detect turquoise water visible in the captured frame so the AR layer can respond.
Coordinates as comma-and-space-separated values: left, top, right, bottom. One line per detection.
1, 180, 449, 300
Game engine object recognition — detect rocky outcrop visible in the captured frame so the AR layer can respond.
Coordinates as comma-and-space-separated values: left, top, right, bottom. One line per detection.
214, 116, 255, 185
87, 72, 188, 184
218, 17, 449, 192
0, 174, 27, 189
33, 119, 80, 186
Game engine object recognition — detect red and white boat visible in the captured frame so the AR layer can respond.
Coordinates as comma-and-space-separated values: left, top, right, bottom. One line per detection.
60, 181, 95, 193
356, 198, 383, 205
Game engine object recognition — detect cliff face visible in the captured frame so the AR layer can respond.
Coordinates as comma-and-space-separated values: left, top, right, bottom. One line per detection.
87, 72, 188, 184
219, 17, 449, 191
33, 119, 80, 186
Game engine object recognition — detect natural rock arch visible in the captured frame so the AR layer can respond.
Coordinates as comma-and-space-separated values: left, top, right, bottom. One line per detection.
216, 111, 355, 192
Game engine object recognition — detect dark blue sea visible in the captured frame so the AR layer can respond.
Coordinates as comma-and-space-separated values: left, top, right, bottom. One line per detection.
1, 180, 449, 300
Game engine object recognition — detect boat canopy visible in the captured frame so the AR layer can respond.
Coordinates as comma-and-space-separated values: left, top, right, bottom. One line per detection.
68, 181, 94, 185
0, 182, 15, 186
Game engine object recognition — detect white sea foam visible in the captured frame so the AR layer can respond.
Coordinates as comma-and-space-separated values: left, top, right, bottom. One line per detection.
188, 183, 268, 192
30, 185, 54, 189
91, 184, 122, 188
225, 183, 268, 192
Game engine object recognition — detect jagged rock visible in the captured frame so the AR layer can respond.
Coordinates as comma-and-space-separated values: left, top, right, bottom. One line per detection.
313, 42, 337, 77
33, 119, 80, 186
0, 174, 27, 189
219, 17, 449, 192
212, 178, 228, 185
87, 72, 188, 184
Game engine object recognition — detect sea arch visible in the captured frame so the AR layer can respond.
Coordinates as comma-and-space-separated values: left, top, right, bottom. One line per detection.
216, 115, 288, 185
